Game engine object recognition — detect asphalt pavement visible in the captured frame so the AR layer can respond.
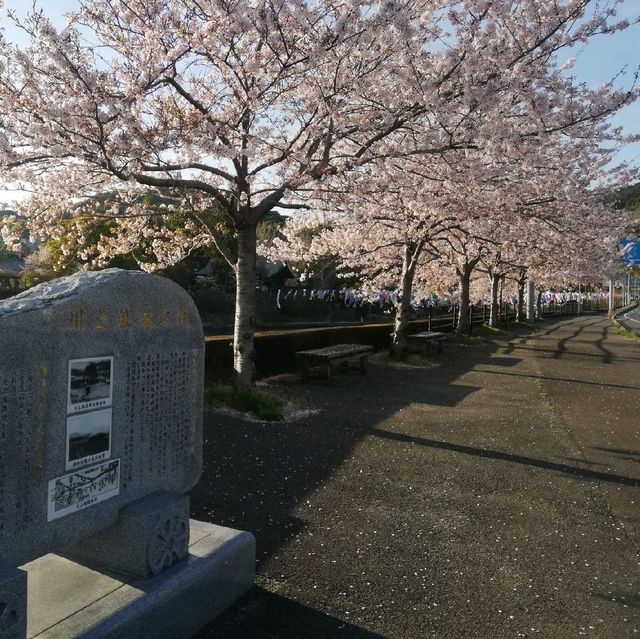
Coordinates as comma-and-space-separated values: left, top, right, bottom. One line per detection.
191, 315, 640, 639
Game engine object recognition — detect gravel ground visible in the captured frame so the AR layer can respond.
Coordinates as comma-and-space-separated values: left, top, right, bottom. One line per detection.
191, 316, 640, 639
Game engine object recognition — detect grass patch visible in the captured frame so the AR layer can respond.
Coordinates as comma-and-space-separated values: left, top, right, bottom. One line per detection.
477, 324, 506, 335
403, 353, 437, 366
447, 333, 487, 345
370, 351, 391, 365
371, 350, 437, 367
614, 323, 640, 342
205, 383, 286, 421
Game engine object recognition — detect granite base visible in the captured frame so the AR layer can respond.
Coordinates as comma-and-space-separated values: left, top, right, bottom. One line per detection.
23, 521, 255, 639
0, 564, 27, 639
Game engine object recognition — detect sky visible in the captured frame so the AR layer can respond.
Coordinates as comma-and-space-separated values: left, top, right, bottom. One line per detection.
0, 0, 639, 206
565, 1, 640, 169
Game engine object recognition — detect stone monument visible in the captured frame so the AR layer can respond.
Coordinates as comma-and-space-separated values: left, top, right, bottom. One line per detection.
0, 269, 255, 639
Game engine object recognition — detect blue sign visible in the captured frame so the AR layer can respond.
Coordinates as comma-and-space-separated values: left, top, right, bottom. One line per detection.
622, 239, 640, 265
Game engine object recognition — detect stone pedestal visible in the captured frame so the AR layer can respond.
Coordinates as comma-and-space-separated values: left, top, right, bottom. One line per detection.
63, 493, 190, 579
0, 565, 27, 639
23, 521, 255, 639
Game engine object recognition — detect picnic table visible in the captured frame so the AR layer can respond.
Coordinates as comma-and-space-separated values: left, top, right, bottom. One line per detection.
296, 343, 373, 382
406, 331, 447, 355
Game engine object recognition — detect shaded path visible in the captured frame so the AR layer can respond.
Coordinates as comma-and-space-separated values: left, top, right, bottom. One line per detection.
192, 316, 640, 638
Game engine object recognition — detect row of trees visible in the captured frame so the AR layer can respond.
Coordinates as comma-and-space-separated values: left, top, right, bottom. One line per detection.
264, 137, 632, 352
0, 0, 638, 385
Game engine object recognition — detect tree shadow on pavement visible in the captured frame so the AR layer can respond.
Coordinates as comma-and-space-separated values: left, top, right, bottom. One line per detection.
200, 587, 390, 639
190, 359, 486, 567
190, 342, 499, 637
471, 367, 640, 392
593, 324, 614, 363
499, 342, 632, 361
551, 322, 587, 360
592, 589, 640, 609
501, 316, 640, 363
594, 447, 640, 464
543, 317, 613, 363
369, 428, 640, 487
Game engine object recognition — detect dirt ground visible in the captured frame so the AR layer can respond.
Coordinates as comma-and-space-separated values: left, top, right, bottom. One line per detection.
191, 315, 640, 639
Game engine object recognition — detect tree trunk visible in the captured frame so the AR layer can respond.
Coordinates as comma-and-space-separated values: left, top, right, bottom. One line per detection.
536, 290, 543, 319
455, 263, 473, 336
489, 273, 500, 328
233, 223, 258, 388
391, 245, 416, 357
517, 278, 525, 321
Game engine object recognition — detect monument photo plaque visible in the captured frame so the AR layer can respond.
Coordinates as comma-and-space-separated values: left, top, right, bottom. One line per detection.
65, 408, 112, 470
48, 459, 121, 521
67, 356, 113, 414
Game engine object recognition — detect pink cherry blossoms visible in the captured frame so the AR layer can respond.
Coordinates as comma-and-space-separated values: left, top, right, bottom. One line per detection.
0, 0, 637, 382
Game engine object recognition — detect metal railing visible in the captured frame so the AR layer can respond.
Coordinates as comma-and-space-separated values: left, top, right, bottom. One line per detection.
420, 297, 613, 336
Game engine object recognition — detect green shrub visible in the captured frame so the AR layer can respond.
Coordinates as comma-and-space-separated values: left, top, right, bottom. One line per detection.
205, 383, 286, 421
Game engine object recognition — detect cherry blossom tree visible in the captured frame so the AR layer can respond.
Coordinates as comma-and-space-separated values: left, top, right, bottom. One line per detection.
1, 0, 450, 385
442, 224, 493, 334
283, 124, 635, 340
0, 0, 637, 383
265, 159, 466, 354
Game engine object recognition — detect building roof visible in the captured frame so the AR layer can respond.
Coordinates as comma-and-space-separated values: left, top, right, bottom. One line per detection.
195, 261, 215, 277
0, 254, 25, 275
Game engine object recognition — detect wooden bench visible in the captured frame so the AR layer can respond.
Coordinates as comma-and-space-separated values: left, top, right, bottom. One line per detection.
406, 331, 447, 355
296, 344, 373, 382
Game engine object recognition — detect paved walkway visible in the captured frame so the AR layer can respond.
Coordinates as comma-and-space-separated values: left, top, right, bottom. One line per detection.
192, 315, 640, 639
